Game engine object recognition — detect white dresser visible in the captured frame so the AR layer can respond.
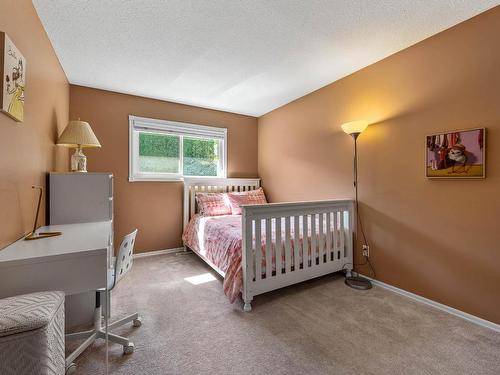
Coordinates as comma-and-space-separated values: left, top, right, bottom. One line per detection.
49, 172, 113, 254
49, 172, 114, 328
49, 172, 113, 221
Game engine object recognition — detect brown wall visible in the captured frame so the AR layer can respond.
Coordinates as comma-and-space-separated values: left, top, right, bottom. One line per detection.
258, 7, 500, 324
69, 85, 258, 253
0, 0, 69, 248
12, 0, 494, 323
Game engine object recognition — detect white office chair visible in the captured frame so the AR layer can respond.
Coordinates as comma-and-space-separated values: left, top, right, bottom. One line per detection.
65, 229, 141, 374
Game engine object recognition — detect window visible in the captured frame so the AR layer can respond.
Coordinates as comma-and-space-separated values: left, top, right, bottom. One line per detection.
129, 115, 227, 181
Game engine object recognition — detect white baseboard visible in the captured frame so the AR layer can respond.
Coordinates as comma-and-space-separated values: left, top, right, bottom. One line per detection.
133, 247, 185, 259
358, 274, 500, 333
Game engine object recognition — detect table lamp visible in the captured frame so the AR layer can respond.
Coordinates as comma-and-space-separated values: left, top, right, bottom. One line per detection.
341, 120, 374, 290
57, 120, 101, 172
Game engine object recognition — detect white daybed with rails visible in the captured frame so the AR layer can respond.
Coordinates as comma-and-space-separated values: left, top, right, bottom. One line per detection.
183, 178, 354, 312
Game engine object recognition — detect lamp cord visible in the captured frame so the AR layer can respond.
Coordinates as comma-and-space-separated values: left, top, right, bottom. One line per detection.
343, 135, 376, 278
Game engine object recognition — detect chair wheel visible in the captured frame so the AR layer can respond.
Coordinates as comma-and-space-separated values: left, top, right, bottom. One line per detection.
132, 317, 142, 327
66, 363, 77, 374
123, 342, 135, 354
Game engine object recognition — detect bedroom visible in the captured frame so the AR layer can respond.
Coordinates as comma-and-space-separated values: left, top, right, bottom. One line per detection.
0, 1, 499, 374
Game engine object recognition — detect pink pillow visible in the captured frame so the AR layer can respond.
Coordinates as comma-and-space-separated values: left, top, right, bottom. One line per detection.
227, 188, 267, 215
196, 193, 231, 216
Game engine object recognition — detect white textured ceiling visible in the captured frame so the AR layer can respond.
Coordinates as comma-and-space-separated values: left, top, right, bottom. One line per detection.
33, 0, 499, 116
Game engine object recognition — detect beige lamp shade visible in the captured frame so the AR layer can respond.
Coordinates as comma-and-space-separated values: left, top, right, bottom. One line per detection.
57, 120, 101, 148
341, 120, 369, 135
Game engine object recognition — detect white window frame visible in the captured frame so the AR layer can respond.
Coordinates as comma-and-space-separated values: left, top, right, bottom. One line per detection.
129, 115, 227, 182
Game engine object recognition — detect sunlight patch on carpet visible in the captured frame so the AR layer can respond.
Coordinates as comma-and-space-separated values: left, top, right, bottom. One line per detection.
184, 273, 217, 285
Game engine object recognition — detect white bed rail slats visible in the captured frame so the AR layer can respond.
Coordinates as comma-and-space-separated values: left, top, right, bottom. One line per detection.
182, 178, 354, 312
241, 199, 354, 311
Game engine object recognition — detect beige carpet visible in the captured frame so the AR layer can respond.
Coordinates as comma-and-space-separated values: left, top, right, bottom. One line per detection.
69, 252, 500, 374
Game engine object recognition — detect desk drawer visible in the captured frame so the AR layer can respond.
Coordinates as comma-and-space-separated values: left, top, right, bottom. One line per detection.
0, 251, 108, 298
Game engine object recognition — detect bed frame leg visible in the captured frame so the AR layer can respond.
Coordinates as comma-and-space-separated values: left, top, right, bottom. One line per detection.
243, 300, 252, 312
345, 267, 353, 278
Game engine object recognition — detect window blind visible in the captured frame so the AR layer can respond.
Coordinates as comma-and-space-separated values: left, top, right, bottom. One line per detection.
131, 116, 227, 140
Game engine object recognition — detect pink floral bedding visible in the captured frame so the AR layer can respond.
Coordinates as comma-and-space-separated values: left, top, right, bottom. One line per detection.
182, 214, 344, 304
182, 214, 245, 302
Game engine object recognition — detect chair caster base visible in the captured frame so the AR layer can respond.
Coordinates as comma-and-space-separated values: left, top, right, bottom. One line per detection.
132, 317, 142, 327
66, 363, 77, 374
123, 342, 135, 354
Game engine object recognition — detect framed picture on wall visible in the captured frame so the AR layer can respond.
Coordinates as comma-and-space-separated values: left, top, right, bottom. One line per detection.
0, 32, 26, 122
426, 127, 485, 178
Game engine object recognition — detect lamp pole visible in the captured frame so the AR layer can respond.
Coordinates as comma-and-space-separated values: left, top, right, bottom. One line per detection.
352, 132, 359, 192
344, 131, 373, 290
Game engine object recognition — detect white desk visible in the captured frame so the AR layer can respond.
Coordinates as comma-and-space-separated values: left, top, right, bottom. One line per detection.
0, 221, 112, 299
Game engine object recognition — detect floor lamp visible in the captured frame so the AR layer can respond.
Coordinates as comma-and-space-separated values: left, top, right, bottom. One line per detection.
341, 120, 373, 290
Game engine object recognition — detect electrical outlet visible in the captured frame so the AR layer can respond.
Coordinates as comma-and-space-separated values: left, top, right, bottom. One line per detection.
362, 245, 370, 258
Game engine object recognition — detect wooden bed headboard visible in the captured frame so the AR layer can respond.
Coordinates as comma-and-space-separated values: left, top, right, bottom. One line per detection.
183, 178, 261, 229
